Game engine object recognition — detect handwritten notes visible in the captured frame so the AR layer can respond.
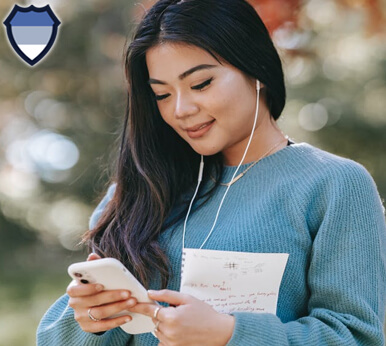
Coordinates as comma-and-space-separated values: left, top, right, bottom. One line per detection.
180, 249, 289, 315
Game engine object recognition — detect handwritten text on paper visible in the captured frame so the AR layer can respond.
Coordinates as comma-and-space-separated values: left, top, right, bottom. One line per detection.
180, 249, 289, 315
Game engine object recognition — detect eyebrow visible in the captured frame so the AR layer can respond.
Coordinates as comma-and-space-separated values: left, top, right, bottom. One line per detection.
148, 64, 217, 85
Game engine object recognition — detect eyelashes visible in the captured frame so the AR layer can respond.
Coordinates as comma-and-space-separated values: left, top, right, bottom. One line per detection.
191, 77, 213, 90
155, 94, 170, 101
154, 77, 213, 101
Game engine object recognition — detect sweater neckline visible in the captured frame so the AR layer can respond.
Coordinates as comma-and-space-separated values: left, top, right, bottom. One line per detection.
222, 141, 303, 172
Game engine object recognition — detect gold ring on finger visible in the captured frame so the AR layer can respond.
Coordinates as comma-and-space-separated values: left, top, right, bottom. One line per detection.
88, 308, 100, 322
153, 306, 162, 320
154, 320, 160, 333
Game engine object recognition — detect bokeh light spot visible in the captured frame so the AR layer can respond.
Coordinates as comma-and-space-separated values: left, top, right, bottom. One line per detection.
298, 103, 329, 131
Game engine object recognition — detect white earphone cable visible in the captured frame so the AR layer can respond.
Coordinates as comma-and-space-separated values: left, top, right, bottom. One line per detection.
182, 80, 261, 250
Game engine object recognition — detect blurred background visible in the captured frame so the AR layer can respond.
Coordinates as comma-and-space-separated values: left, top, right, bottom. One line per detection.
0, 0, 385, 344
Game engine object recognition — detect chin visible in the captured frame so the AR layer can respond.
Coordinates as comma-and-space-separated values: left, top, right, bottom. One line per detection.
190, 145, 221, 157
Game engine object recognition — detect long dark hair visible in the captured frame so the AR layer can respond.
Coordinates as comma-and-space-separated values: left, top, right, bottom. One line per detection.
84, 0, 286, 289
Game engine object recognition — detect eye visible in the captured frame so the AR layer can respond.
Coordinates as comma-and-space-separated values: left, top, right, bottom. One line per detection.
153, 78, 213, 101
192, 78, 213, 91
154, 93, 170, 101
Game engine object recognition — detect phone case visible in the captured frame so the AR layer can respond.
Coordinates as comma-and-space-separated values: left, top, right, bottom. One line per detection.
68, 257, 156, 334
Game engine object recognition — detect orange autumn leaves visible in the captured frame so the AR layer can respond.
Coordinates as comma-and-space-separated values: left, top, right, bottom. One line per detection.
247, 0, 300, 33
133, 0, 384, 36
248, 0, 384, 35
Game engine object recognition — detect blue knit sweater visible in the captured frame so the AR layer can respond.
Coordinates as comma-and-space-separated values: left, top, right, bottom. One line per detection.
37, 142, 386, 345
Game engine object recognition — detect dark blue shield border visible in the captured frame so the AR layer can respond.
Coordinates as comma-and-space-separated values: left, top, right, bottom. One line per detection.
3, 5, 61, 66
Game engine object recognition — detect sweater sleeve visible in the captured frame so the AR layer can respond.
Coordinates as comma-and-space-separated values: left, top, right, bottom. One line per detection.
89, 183, 117, 230
36, 183, 129, 346
226, 162, 386, 346
36, 294, 130, 346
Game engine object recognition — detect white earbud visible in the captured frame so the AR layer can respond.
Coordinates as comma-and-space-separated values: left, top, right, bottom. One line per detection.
256, 80, 260, 91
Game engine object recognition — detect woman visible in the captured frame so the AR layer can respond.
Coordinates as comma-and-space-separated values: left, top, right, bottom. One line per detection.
37, 0, 386, 345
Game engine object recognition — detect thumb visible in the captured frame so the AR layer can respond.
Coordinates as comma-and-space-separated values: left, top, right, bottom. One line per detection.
87, 253, 102, 261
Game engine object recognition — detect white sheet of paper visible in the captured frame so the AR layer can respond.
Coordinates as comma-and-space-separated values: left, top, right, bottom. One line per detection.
180, 249, 289, 315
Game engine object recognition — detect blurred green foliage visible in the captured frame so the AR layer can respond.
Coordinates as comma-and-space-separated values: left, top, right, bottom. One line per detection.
0, 0, 385, 344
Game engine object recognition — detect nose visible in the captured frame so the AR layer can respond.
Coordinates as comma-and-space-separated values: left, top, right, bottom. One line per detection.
174, 92, 199, 119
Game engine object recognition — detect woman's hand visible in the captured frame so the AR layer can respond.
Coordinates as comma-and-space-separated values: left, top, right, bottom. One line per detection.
66, 253, 137, 333
129, 289, 235, 346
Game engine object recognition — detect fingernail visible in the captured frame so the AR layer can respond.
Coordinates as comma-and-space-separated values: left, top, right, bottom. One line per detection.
127, 299, 136, 307
121, 291, 129, 299
125, 317, 131, 323
148, 290, 155, 295
96, 284, 104, 291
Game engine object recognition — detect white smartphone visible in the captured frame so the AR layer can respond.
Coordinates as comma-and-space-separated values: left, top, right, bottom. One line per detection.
68, 257, 157, 334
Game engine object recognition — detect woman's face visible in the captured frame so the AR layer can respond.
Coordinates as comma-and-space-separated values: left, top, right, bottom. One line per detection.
146, 43, 264, 162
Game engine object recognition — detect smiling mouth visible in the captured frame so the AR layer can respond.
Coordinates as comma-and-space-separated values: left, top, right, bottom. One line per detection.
185, 119, 215, 139
185, 120, 215, 132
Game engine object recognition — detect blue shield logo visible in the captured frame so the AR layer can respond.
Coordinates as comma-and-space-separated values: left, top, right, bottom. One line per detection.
3, 5, 61, 66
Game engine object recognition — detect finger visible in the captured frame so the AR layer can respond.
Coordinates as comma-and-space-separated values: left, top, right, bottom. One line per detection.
70, 290, 133, 309
155, 329, 168, 346
152, 320, 163, 342
127, 302, 159, 318
81, 314, 132, 334
67, 282, 104, 298
87, 253, 102, 261
148, 289, 190, 306
87, 297, 137, 320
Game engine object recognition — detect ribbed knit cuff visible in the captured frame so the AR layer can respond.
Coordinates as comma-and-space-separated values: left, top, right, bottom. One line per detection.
226, 312, 287, 346
37, 294, 130, 346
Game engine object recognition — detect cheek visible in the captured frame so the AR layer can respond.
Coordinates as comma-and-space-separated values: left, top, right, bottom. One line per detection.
212, 77, 255, 117
157, 103, 174, 126
213, 89, 254, 125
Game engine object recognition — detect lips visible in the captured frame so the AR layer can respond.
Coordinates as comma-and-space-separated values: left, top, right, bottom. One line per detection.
184, 120, 215, 132
185, 119, 215, 139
